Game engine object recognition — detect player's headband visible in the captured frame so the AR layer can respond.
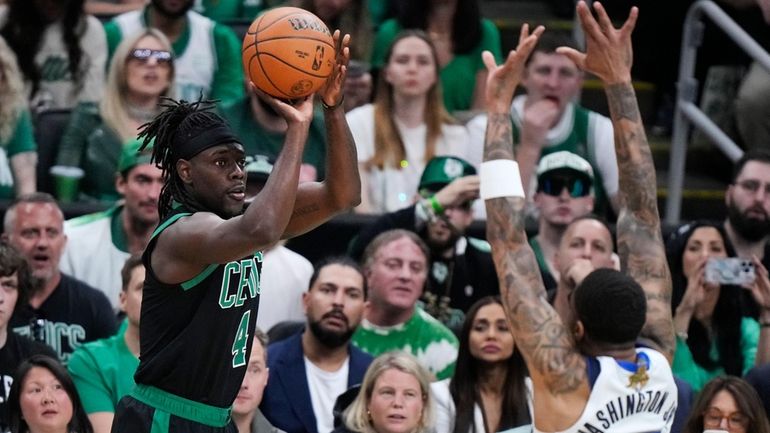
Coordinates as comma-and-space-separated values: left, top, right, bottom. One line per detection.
172, 124, 243, 161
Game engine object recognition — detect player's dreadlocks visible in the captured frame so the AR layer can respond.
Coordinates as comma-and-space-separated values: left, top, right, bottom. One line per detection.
137, 97, 242, 219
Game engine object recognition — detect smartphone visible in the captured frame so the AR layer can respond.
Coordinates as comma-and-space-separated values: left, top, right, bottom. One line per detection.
704, 258, 755, 285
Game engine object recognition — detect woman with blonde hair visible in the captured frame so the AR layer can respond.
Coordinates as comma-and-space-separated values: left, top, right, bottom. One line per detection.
0, 35, 37, 199
347, 30, 474, 214
336, 352, 434, 433
55, 28, 175, 202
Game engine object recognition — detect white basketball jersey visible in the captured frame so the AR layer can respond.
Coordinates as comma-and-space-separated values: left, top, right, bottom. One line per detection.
114, 9, 216, 101
535, 348, 678, 433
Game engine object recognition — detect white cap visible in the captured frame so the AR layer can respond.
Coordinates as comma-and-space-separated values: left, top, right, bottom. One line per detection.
536, 151, 594, 180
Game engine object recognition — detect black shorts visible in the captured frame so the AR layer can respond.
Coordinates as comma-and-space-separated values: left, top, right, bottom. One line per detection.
111, 386, 237, 433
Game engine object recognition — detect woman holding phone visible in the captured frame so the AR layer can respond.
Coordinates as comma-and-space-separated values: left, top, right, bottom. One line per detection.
666, 221, 770, 392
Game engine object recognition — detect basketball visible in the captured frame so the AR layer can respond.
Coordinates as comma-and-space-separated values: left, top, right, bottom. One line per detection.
242, 7, 336, 99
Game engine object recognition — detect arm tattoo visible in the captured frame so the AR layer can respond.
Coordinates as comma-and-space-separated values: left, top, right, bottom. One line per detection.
606, 82, 676, 358
484, 113, 586, 394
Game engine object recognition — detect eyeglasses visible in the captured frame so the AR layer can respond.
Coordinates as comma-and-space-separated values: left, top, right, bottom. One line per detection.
538, 176, 591, 198
703, 408, 749, 430
735, 179, 770, 197
129, 49, 172, 64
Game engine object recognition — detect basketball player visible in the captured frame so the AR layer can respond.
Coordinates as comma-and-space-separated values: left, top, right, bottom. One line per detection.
110, 31, 360, 433
480, 3, 677, 432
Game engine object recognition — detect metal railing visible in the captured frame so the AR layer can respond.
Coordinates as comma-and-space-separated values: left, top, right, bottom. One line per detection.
664, 0, 770, 225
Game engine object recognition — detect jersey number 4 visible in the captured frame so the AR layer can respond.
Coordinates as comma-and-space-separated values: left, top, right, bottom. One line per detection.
231, 310, 251, 367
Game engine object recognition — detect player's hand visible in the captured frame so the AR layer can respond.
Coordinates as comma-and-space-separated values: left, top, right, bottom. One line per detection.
556, 1, 637, 84
482, 24, 544, 113
433, 175, 480, 209
250, 82, 313, 126
521, 99, 560, 147
318, 30, 351, 109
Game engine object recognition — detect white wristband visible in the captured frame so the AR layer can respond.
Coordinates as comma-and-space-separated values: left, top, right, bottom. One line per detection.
480, 159, 525, 200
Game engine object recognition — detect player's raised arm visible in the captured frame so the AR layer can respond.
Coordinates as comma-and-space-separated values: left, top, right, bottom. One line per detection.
558, 1, 675, 361
481, 24, 588, 400
282, 30, 362, 238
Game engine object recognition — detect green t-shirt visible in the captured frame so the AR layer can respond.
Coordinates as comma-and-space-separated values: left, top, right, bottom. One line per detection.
67, 332, 139, 413
219, 97, 329, 179
672, 317, 760, 393
194, 0, 266, 22
352, 307, 459, 380
103, 8, 245, 105
0, 109, 36, 199
371, 18, 502, 113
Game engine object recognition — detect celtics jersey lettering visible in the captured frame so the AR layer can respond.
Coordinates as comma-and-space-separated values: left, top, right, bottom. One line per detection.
135, 206, 262, 408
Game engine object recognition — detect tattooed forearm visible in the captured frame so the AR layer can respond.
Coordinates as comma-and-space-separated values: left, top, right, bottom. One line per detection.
605, 81, 675, 359
606, 83, 641, 122
484, 113, 515, 160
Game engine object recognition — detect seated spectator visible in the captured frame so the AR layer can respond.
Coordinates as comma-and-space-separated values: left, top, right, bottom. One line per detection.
261, 257, 372, 433
0, 241, 56, 431
348, 31, 474, 213
528, 151, 596, 295
55, 30, 174, 202
0, 0, 106, 111
666, 221, 770, 392
104, 0, 244, 104
370, 0, 501, 113
233, 329, 284, 433
335, 351, 434, 433
432, 296, 530, 433
220, 87, 328, 181
59, 140, 162, 307
67, 255, 143, 433
4, 193, 118, 363
349, 156, 496, 330
0, 36, 36, 199
682, 375, 770, 433
352, 229, 458, 380
467, 33, 619, 217
6, 354, 93, 433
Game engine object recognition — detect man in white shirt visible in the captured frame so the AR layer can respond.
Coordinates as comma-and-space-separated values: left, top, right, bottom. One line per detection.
260, 257, 373, 433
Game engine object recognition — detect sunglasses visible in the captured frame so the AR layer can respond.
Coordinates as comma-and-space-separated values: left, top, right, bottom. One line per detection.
129, 49, 172, 64
538, 175, 591, 198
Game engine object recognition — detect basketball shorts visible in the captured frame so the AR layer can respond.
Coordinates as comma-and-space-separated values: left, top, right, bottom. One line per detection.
111, 385, 237, 433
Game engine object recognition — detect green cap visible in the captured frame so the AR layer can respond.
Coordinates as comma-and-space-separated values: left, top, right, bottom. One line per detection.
117, 138, 154, 173
418, 156, 476, 195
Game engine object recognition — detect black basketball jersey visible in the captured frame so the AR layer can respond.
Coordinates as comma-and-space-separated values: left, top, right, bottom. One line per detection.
134, 206, 262, 408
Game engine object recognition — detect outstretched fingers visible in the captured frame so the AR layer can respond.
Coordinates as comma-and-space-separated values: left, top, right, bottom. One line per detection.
620, 6, 639, 40
576, 1, 606, 43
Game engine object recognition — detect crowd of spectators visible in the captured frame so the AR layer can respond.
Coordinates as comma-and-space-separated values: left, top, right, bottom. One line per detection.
0, 0, 768, 432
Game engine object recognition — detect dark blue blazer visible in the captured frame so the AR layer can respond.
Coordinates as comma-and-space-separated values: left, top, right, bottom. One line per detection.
260, 331, 374, 433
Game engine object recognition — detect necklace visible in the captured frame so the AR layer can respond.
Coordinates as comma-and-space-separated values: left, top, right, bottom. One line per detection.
126, 103, 159, 122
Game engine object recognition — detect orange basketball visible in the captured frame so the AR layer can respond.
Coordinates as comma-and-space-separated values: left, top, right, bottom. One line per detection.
242, 7, 336, 99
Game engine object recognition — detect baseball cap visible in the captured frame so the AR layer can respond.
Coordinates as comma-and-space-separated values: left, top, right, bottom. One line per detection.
536, 151, 594, 181
117, 138, 154, 173
245, 154, 274, 183
418, 156, 477, 196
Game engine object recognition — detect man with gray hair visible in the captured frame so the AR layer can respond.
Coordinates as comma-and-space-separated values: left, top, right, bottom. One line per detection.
3, 193, 117, 363
352, 229, 459, 380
